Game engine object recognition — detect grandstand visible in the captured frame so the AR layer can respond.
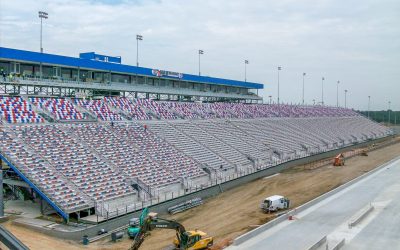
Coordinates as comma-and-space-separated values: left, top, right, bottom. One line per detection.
0, 47, 392, 223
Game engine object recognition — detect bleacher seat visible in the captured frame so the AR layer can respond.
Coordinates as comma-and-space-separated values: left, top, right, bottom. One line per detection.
0, 96, 44, 123
30, 97, 85, 120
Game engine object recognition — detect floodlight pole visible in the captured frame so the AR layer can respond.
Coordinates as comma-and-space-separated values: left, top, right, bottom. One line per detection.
344, 89, 348, 108
336, 80, 340, 107
39, 11, 48, 53
277, 66, 282, 105
302, 73, 306, 105
136, 34, 143, 67
368, 96, 371, 119
321, 77, 325, 106
38, 11, 48, 80
244, 60, 249, 82
198, 50, 204, 76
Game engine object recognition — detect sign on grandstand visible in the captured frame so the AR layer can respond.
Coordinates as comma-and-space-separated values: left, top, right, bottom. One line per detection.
152, 69, 183, 79
75, 90, 88, 99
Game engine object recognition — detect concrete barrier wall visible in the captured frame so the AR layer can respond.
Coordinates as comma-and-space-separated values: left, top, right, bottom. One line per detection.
233, 151, 400, 246
349, 205, 374, 228
332, 238, 346, 250
15, 136, 393, 241
308, 235, 327, 250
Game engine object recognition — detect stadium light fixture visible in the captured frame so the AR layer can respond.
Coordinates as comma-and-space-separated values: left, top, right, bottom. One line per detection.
344, 89, 348, 108
136, 34, 143, 67
277, 66, 282, 105
302, 73, 306, 105
336, 80, 340, 107
244, 60, 249, 82
38, 11, 48, 53
198, 50, 204, 76
321, 77, 325, 106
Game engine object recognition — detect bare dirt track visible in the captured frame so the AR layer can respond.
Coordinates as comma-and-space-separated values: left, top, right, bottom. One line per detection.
3, 138, 400, 250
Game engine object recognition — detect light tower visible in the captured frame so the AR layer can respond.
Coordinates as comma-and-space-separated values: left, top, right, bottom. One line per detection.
321, 77, 325, 105
336, 80, 340, 107
244, 60, 249, 82
136, 34, 143, 67
302, 72, 306, 105
198, 50, 204, 76
277, 66, 282, 104
38, 11, 48, 53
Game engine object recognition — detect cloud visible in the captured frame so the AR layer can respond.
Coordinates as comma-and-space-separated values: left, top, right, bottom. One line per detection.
0, 0, 399, 110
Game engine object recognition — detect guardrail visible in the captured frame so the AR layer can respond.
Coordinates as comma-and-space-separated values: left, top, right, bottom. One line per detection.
0, 225, 29, 250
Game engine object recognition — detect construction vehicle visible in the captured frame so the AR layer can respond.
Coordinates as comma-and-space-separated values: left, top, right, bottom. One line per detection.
361, 149, 368, 156
127, 218, 140, 238
333, 153, 345, 166
261, 195, 290, 212
130, 208, 213, 250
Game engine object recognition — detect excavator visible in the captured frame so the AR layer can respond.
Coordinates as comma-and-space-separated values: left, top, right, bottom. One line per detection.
129, 208, 213, 250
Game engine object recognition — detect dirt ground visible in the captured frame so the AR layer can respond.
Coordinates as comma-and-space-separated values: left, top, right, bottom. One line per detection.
3, 137, 400, 250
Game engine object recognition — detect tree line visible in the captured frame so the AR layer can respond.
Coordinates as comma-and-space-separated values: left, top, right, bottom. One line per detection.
357, 110, 399, 125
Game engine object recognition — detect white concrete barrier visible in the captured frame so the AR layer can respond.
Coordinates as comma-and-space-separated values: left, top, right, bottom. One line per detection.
348, 204, 374, 228
307, 235, 327, 250
331, 238, 345, 250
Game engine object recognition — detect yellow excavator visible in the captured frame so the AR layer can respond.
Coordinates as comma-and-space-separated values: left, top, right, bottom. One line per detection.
130, 208, 213, 250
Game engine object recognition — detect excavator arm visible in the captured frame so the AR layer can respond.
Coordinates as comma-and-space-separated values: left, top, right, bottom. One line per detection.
130, 215, 189, 250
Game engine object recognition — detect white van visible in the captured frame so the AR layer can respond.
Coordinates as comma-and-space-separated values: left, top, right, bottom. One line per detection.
261, 195, 290, 212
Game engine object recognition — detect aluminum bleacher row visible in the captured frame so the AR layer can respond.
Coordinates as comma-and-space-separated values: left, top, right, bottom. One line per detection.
0, 95, 392, 218
0, 127, 92, 212
0, 96, 359, 123
74, 99, 123, 121
0, 96, 44, 123
30, 97, 85, 120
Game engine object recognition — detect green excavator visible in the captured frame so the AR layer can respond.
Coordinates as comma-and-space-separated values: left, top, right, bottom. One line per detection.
129, 208, 213, 250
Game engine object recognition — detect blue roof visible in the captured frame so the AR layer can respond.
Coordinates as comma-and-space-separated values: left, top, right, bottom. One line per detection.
0, 47, 263, 89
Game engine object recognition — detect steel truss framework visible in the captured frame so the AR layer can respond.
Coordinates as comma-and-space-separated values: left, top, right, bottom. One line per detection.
0, 80, 261, 103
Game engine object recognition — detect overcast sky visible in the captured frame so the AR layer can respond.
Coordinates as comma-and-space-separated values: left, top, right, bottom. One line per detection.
0, 0, 399, 110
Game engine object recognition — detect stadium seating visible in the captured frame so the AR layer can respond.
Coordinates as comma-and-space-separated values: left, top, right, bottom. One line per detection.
147, 121, 234, 170
74, 99, 123, 121
71, 123, 179, 187
157, 101, 204, 119
174, 121, 253, 167
0, 96, 44, 123
30, 97, 85, 120
201, 120, 272, 161
111, 123, 207, 179
105, 97, 152, 120
0, 128, 92, 211
0, 95, 392, 219
13, 125, 135, 201
134, 98, 179, 119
